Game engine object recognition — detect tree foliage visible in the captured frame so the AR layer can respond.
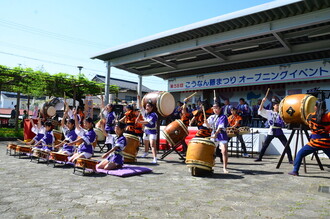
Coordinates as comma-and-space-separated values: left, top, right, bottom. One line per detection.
0, 65, 119, 101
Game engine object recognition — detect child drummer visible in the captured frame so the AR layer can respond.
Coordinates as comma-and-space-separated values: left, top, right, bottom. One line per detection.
54, 110, 78, 156
204, 102, 229, 173
96, 122, 127, 170
32, 120, 55, 152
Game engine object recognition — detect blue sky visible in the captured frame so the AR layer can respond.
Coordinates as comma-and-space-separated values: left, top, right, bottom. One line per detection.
0, 0, 274, 91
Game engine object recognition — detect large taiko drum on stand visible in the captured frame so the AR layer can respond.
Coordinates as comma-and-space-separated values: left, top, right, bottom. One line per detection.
42, 98, 64, 118
123, 133, 140, 163
185, 138, 216, 176
162, 119, 189, 146
279, 94, 317, 125
94, 128, 105, 142
142, 91, 175, 117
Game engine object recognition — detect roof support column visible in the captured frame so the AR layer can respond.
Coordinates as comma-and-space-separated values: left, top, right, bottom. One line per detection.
137, 75, 142, 107
105, 61, 111, 104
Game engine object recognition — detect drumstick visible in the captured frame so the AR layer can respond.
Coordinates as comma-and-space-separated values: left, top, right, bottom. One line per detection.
265, 88, 270, 98
16, 139, 26, 144
213, 90, 216, 99
202, 105, 207, 120
184, 92, 197, 102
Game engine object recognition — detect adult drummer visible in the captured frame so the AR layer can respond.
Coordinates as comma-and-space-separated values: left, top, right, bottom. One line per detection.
137, 99, 158, 164
204, 102, 229, 173
190, 100, 213, 138
227, 107, 249, 158
255, 98, 293, 163
289, 100, 330, 176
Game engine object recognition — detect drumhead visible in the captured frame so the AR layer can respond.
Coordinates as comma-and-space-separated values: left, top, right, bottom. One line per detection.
301, 95, 317, 125
158, 92, 175, 117
47, 106, 56, 117
94, 128, 106, 141
189, 137, 215, 147
123, 133, 140, 141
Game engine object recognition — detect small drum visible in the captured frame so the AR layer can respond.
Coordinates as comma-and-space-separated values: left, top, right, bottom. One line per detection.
32, 148, 50, 159
50, 152, 69, 162
16, 145, 32, 154
142, 91, 175, 117
7, 143, 17, 155
74, 158, 98, 174
123, 133, 140, 163
226, 127, 238, 138
238, 126, 250, 135
162, 119, 189, 146
94, 128, 105, 141
53, 129, 63, 145
279, 94, 317, 125
185, 138, 216, 175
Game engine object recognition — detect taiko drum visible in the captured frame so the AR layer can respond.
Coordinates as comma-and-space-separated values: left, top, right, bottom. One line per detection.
162, 119, 189, 146
279, 94, 317, 125
185, 138, 216, 172
142, 91, 175, 117
123, 133, 140, 163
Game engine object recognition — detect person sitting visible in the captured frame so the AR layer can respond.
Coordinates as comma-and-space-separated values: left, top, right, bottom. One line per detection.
26, 118, 45, 146
255, 97, 293, 163
96, 122, 127, 170
288, 100, 330, 176
67, 110, 96, 163
227, 107, 250, 158
32, 121, 54, 152
54, 111, 77, 156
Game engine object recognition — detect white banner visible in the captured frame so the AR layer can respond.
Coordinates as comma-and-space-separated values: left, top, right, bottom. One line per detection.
168, 60, 330, 92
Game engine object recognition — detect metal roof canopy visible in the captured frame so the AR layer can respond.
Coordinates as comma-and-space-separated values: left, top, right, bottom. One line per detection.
91, 0, 330, 80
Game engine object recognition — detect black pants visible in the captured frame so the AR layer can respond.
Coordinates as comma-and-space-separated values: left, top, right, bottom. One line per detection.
228, 135, 247, 153
258, 134, 293, 161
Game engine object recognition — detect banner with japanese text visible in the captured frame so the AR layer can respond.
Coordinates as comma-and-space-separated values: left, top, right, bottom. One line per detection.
168, 60, 330, 92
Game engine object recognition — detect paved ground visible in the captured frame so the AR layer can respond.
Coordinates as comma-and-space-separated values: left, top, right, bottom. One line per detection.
0, 141, 329, 219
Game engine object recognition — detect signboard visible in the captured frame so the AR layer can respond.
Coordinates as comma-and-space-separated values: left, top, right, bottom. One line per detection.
84, 95, 93, 119
168, 60, 330, 92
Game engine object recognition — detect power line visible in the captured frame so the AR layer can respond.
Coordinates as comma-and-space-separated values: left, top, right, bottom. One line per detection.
0, 19, 109, 49
0, 50, 164, 83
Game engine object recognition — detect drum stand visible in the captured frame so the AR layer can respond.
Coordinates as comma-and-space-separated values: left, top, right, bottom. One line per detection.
160, 141, 186, 160
276, 124, 323, 173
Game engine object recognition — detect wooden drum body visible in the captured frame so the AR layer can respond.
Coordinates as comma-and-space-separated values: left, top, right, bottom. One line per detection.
238, 126, 250, 135
16, 145, 32, 154
123, 133, 140, 163
279, 94, 317, 125
142, 91, 175, 117
185, 138, 216, 172
75, 158, 98, 172
7, 143, 17, 155
162, 119, 189, 146
226, 127, 238, 138
53, 129, 63, 145
50, 152, 69, 162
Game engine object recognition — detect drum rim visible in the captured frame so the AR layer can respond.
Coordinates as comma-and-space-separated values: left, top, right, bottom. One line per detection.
188, 138, 216, 147
123, 133, 140, 141
186, 159, 214, 169
301, 95, 316, 125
